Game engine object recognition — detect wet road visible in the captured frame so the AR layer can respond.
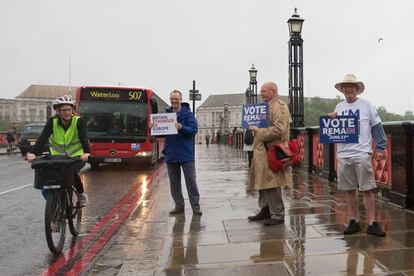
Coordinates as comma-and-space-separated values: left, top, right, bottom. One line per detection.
0, 154, 158, 276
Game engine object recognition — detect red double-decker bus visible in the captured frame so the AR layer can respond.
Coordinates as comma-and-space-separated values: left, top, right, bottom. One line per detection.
75, 86, 168, 168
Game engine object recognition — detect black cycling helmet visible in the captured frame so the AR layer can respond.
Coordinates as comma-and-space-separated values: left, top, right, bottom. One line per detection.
52, 95, 75, 110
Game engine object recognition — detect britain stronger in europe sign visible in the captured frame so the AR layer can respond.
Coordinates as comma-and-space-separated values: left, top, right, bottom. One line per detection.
319, 115, 359, 144
150, 113, 178, 136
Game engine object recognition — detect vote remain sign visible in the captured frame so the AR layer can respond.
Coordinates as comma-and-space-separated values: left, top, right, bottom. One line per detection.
241, 103, 268, 128
319, 115, 359, 144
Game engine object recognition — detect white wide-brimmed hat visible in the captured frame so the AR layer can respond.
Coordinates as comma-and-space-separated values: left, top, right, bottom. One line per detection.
334, 74, 365, 94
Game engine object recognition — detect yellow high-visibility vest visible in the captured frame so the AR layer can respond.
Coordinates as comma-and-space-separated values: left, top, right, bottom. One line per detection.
49, 116, 84, 157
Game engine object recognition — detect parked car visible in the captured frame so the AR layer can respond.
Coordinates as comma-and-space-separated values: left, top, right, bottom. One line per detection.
19, 123, 48, 156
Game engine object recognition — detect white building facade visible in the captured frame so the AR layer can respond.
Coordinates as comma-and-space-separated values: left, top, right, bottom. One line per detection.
195, 94, 246, 144
0, 85, 75, 124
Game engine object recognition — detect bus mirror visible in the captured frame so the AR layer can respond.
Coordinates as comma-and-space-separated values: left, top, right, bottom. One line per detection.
150, 96, 158, 114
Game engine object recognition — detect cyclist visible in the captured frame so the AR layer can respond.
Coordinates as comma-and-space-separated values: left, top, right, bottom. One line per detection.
6, 129, 16, 153
26, 95, 90, 207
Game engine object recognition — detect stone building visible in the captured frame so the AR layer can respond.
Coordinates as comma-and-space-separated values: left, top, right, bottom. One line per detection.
0, 98, 16, 121
0, 85, 75, 124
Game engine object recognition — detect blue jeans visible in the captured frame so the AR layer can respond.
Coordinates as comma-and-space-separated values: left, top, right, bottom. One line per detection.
167, 162, 200, 210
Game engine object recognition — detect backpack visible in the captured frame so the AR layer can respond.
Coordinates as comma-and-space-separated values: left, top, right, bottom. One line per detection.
244, 128, 254, 145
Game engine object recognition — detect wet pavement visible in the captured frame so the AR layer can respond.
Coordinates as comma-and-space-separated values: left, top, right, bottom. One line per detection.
89, 144, 414, 276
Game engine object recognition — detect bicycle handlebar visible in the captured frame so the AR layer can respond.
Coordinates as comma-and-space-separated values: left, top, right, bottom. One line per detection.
30, 155, 86, 169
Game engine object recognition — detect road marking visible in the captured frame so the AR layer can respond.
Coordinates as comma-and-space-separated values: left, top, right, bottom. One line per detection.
42, 164, 166, 275
0, 183, 31, 196
41, 164, 167, 276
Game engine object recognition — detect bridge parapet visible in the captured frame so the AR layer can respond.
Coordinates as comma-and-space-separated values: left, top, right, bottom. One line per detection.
291, 122, 414, 210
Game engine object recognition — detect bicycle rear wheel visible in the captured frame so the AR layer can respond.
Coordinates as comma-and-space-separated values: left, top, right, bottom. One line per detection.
68, 192, 82, 236
45, 190, 67, 254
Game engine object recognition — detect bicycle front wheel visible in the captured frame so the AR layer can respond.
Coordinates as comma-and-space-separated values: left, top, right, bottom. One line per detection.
45, 190, 67, 254
68, 192, 82, 236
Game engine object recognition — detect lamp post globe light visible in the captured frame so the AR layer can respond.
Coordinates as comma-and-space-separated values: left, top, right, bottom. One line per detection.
288, 8, 305, 127
249, 64, 258, 104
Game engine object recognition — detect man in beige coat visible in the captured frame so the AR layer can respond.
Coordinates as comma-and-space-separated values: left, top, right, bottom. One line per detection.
247, 82, 292, 226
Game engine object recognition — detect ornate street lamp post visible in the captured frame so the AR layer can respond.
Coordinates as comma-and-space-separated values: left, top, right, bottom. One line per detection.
288, 8, 305, 127
223, 103, 229, 134
249, 64, 258, 104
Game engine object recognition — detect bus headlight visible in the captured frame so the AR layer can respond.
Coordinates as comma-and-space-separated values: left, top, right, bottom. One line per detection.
135, 151, 152, 157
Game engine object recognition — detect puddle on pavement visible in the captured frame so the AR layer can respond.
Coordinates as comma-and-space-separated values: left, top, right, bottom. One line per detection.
288, 236, 404, 256
365, 248, 414, 272
168, 241, 294, 266
284, 253, 387, 275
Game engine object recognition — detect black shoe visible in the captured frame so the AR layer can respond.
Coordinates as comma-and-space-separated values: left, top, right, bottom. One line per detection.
248, 206, 271, 221
367, 222, 386, 237
169, 208, 184, 215
193, 208, 202, 216
344, 219, 362, 235
263, 218, 284, 226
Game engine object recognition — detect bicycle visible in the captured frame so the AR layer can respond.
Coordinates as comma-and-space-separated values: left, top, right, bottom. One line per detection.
31, 155, 83, 254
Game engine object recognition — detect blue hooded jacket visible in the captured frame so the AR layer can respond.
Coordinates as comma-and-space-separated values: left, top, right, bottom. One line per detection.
162, 102, 198, 163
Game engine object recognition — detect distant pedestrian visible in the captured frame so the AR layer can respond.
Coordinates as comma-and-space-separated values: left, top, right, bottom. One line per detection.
247, 82, 292, 226
329, 74, 387, 237
205, 133, 210, 147
6, 128, 17, 154
161, 90, 202, 216
216, 130, 221, 144
243, 128, 254, 167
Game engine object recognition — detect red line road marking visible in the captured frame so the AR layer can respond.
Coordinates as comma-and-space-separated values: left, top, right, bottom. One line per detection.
42, 185, 138, 275
42, 164, 166, 275
67, 193, 141, 275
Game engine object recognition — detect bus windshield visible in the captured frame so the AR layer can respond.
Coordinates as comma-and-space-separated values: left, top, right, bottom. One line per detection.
80, 101, 148, 141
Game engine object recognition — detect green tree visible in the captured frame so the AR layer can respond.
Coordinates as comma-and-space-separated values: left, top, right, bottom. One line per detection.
376, 106, 403, 122
304, 96, 342, 126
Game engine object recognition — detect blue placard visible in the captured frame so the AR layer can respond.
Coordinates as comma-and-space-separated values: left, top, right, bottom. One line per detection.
241, 103, 269, 128
319, 115, 359, 144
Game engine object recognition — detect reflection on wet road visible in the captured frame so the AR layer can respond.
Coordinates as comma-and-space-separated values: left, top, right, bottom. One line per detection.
0, 153, 164, 276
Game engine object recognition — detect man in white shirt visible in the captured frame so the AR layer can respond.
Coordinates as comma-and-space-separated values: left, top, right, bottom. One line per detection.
329, 74, 387, 237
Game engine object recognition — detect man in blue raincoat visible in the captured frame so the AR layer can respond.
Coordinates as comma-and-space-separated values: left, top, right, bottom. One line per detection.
162, 90, 202, 216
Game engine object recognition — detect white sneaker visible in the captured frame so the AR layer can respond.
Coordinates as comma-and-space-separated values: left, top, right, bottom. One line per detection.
78, 193, 88, 207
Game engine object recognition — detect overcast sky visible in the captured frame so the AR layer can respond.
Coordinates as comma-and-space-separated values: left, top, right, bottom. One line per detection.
1, 0, 413, 114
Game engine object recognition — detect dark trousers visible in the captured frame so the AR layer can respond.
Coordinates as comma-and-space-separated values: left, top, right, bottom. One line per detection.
247, 151, 253, 168
167, 162, 200, 210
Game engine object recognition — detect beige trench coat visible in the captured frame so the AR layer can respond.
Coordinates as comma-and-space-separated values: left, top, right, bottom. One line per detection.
248, 97, 293, 190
